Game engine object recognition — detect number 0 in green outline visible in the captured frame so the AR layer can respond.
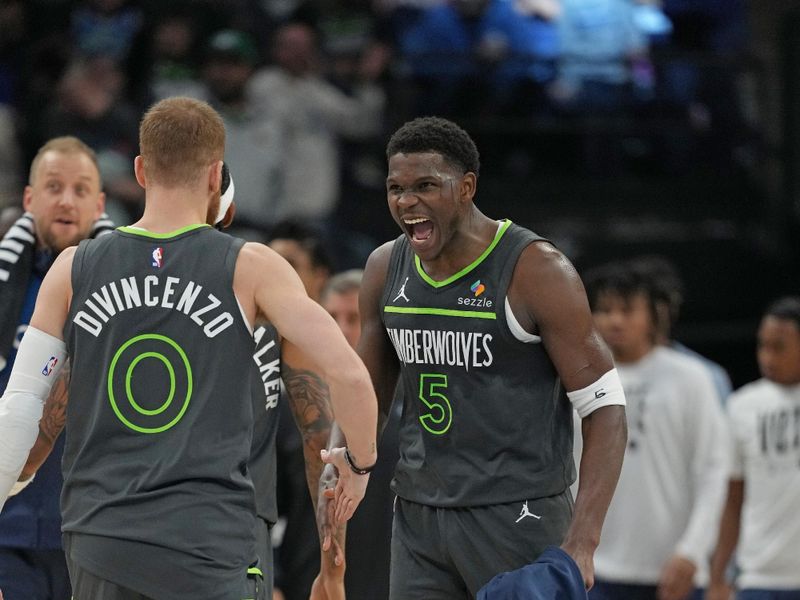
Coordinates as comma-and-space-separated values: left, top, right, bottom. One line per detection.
107, 333, 193, 434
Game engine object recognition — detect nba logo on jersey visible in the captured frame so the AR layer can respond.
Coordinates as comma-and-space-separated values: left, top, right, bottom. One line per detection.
151, 247, 163, 268
42, 356, 58, 376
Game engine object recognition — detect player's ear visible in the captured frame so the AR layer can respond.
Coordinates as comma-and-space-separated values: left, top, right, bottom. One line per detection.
134, 156, 146, 189
208, 160, 223, 194
459, 172, 477, 203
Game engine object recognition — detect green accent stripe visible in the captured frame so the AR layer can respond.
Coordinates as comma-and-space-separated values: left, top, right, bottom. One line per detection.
384, 306, 496, 320
116, 224, 210, 239
247, 567, 264, 577
415, 220, 512, 288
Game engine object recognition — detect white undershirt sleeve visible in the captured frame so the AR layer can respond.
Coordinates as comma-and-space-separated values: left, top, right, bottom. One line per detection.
0, 327, 67, 510
674, 371, 731, 567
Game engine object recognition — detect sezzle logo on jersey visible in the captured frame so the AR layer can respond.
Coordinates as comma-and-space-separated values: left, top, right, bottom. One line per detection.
151, 247, 163, 268
42, 356, 58, 376
458, 280, 493, 308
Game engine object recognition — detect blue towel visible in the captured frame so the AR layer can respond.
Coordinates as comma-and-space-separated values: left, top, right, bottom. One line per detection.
478, 546, 588, 600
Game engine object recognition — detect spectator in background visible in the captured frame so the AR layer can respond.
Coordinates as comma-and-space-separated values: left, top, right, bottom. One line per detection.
266, 221, 333, 600
38, 57, 142, 224
70, 0, 143, 63
267, 220, 333, 305
293, 1, 393, 266
0, 107, 22, 209
0, 136, 110, 600
395, 0, 559, 116
548, 0, 652, 175
297, 0, 393, 94
583, 260, 729, 600
248, 21, 385, 230
630, 255, 733, 403
140, 9, 205, 102
550, 0, 651, 113
709, 297, 800, 600
655, 0, 751, 171
200, 29, 284, 240
321, 269, 364, 349
320, 269, 400, 600
0, 0, 26, 105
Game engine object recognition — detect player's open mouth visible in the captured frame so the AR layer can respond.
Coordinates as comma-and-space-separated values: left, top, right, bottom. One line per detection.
403, 217, 434, 243
54, 218, 75, 226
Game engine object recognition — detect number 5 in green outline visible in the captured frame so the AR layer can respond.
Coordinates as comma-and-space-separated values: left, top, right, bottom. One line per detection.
419, 373, 452, 435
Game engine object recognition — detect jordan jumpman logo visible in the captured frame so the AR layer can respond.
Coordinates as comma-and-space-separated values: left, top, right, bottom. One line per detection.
393, 277, 410, 303
515, 501, 542, 523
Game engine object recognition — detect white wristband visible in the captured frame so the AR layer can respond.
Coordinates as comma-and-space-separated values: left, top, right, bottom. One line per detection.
567, 368, 626, 418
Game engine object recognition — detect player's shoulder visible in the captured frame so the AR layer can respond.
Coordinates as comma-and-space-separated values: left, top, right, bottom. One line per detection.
239, 241, 279, 262
512, 236, 582, 304
51, 244, 78, 272
728, 378, 775, 411
367, 239, 397, 261
235, 242, 292, 281
516, 234, 572, 275
364, 239, 397, 277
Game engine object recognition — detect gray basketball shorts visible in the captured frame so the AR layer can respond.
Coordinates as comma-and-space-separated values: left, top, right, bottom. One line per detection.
65, 560, 265, 600
64, 530, 268, 600
389, 491, 574, 599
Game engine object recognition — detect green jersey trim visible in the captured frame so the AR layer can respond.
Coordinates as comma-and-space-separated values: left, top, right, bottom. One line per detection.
384, 306, 496, 320
116, 224, 210, 239
415, 220, 512, 288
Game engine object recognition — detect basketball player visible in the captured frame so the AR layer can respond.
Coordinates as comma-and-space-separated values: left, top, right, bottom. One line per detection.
358, 116, 628, 598
0, 97, 377, 599
708, 297, 800, 600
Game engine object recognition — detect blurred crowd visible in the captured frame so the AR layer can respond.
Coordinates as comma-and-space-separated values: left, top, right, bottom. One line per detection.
0, 0, 753, 260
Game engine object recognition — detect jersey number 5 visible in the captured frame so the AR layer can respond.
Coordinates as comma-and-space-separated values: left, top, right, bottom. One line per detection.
418, 373, 452, 435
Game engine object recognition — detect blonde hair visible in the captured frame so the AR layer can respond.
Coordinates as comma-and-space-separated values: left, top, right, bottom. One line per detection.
29, 136, 101, 186
139, 97, 225, 187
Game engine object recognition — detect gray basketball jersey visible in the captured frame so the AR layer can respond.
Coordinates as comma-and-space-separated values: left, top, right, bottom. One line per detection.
62, 225, 260, 599
250, 323, 281, 525
382, 221, 575, 507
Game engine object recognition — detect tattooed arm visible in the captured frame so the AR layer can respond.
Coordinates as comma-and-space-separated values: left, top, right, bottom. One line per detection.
280, 341, 346, 598
19, 359, 70, 481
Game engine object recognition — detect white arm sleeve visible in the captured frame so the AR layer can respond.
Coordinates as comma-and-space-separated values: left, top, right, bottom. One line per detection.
567, 368, 626, 418
0, 327, 67, 511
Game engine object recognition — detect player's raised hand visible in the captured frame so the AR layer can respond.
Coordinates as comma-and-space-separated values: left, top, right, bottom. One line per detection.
320, 447, 370, 524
